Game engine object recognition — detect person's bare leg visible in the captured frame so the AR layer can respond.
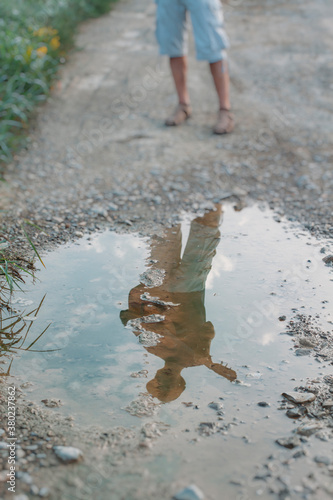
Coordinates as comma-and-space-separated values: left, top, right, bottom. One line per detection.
210, 59, 234, 134
170, 56, 190, 105
165, 56, 192, 126
210, 59, 231, 110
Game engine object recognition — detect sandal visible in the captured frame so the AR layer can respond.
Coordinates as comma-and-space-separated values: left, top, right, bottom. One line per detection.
213, 108, 235, 135
165, 103, 192, 126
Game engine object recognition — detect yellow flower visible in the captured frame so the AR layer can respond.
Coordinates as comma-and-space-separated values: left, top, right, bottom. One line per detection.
50, 36, 60, 50
24, 45, 33, 63
33, 26, 58, 38
36, 46, 48, 57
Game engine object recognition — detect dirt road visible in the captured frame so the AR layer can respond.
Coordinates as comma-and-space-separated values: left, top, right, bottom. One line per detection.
0, 0, 332, 253
0, 0, 333, 499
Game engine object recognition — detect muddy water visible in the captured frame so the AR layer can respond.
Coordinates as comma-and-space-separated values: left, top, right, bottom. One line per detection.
3, 204, 333, 496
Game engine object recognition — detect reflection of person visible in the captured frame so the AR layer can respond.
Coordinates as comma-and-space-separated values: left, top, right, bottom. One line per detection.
155, 0, 234, 134
120, 205, 236, 402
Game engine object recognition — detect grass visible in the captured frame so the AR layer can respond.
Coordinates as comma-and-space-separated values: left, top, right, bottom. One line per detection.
0, 0, 117, 166
0, 224, 53, 377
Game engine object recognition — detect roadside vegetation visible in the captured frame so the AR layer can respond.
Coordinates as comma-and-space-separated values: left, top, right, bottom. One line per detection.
0, 0, 117, 167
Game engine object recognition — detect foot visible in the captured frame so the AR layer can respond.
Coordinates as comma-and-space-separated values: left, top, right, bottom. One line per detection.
213, 108, 234, 135
165, 103, 192, 126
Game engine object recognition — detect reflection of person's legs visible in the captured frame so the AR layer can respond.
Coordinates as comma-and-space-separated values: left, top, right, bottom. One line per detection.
169, 206, 223, 293
149, 225, 182, 276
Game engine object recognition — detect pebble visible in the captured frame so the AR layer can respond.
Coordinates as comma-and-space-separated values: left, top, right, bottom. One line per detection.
14, 495, 29, 500
173, 484, 205, 500
314, 455, 331, 465
16, 471, 33, 484
322, 399, 333, 409
258, 402, 270, 407
297, 423, 322, 436
282, 391, 316, 404
53, 446, 83, 463
39, 487, 50, 497
276, 436, 301, 449
286, 407, 307, 419
208, 402, 223, 411
0, 429, 5, 436
295, 348, 312, 356
322, 255, 333, 265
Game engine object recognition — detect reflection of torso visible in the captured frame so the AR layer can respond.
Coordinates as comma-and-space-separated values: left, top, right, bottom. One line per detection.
127, 285, 215, 369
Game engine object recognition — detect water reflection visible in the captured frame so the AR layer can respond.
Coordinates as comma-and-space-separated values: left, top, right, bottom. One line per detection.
0, 294, 52, 377
121, 205, 236, 402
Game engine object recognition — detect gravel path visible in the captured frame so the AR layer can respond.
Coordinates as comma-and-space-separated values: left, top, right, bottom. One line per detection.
0, 0, 332, 257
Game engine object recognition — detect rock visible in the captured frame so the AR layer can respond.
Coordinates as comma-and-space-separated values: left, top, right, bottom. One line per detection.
173, 484, 205, 500
322, 255, 333, 265
322, 399, 333, 409
282, 392, 316, 404
25, 444, 38, 451
41, 399, 63, 408
286, 407, 307, 419
53, 446, 83, 463
314, 456, 331, 465
198, 422, 219, 436
278, 315, 287, 321
297, 423, 322, 436
0, 429, 4, 436
39, 487, 50, 497
16, 471, 33, 484
14, 495, 29, 500
208, 402, 223, 411
295, 348, 312, 356
30, 485, 39, 495
276, 436, 301, 449
0, 441, 7, 449
299, 338, 316, 348
258, 402, 270, 407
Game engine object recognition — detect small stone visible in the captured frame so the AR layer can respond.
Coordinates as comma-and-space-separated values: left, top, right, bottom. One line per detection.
322, 399, 333, 409
279, 315, 287, 321
14, 495, 29, 500
276, 436, 301, 449
53, 446, 83, 463
30, 485, 39, 495
322, 255, 333, 265
41, 399, 63, 408
39, 487, 50, 497
297, 423, 322, 437
293, 449, 306, 459
258, 402, 270, 407
173, 484, 205, 500
286, 407, 307, 419
282, 392, 316, 404
0, 429, 4, 436
25, 444, 38, 451
16, 471, 33, 484
298, 338, 316, 348
208, 402, 223, 411
314, 456, 331, 465
295, 348, 312, 356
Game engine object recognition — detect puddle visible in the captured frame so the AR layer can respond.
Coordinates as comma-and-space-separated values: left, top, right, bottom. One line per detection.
1, 204, 332, 493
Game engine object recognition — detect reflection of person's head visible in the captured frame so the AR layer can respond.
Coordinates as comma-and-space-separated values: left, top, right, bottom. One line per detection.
146, 365, 186, 403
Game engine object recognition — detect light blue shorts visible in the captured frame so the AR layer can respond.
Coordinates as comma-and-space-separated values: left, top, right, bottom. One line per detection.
155, 0, 229, 63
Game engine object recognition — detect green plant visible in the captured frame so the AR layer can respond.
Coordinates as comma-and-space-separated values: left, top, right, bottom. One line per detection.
0, 0, 117, 164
